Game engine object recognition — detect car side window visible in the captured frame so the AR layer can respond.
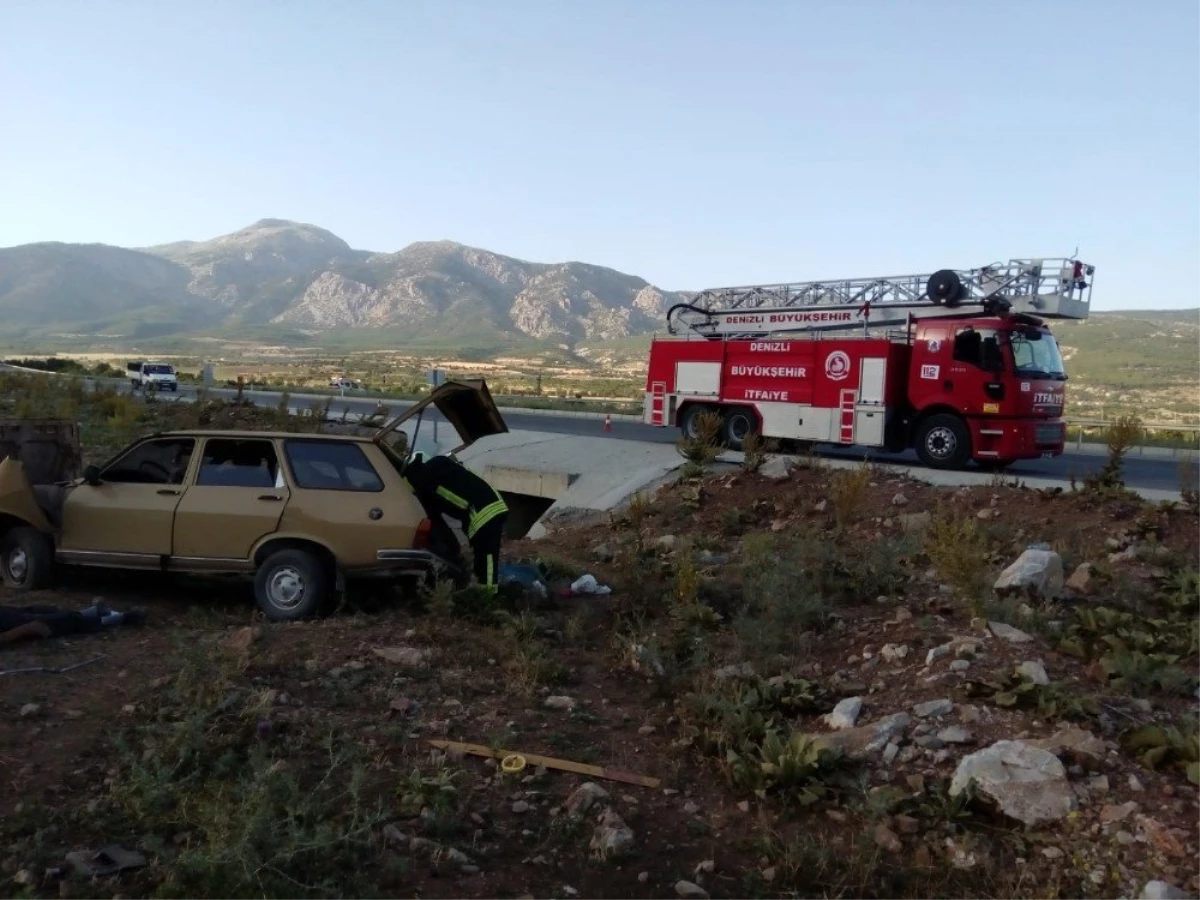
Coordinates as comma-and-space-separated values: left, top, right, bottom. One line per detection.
284, 440, 384, 492
196, 438, 280, 488
103, 438, 195, 485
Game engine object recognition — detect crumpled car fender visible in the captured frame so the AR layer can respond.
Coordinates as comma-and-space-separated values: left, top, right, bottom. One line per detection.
0, 456, 54, 533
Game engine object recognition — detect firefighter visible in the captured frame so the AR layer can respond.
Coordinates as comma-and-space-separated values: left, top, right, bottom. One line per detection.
403, 451, 508, 591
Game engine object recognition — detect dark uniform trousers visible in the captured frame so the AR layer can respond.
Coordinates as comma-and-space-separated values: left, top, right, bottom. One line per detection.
404, 455, 508, 589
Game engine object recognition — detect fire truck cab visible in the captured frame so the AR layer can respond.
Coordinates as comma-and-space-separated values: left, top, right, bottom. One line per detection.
643, 259, 1093, 470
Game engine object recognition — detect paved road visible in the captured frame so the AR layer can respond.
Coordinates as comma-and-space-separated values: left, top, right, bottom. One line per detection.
171, 384, 1195, 494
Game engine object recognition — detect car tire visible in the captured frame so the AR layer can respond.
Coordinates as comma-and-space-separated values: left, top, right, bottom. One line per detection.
253, 549, 329, 621
1, 526, 54, 591
914, 413, 971, 470
722, 407, 758, 452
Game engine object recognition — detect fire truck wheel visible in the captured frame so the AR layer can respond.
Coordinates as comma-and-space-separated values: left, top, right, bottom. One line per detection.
915, 414, 971, 469
927, 270, 965, 307
722, 408, 758, 452
679, 404, 714, 440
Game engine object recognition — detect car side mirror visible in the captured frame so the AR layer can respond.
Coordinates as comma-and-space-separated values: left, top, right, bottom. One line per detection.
83, 465, 102, 486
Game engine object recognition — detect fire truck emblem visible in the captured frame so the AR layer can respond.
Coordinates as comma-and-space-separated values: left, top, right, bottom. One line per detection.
825, 350, 851, 381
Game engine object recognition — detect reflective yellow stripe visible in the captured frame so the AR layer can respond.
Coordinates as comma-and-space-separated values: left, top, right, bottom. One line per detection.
486, 554, 495, 587
436, 486, 469, 510
467, 499, 507, 538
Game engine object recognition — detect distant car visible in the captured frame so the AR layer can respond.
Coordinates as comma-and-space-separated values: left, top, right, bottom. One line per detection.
329, 377, 359, 390
0, 380, 508, 621
128, 361, 178, 392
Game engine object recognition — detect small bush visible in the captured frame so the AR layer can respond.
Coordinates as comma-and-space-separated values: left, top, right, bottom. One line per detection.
676, 410, 725, 470
1179, 459, 1199, 514
1085, 415, 1143, 491
924, 506, 990, 603
828, 464, 873, 532
741, 432, 776, 474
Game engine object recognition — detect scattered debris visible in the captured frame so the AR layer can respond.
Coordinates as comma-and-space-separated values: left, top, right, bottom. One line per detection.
427, 740, 661, 788
65, 845, 147, 878
372, 646, 429, 667
570, 574, 612, 596
1, 654, 107, 677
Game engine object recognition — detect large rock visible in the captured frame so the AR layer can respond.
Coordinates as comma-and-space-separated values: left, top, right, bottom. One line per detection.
988, 621, 1035, 644
950, 740, 1074, 826
1027, 726, 1107, 769
994, 549, 1063, 599
565, 782, 609, 819
759, 457, 796, 481
1140, 880, 1191, 899
1016, 660, 1050, 686
1065, 562, 1096, 595
372, 646, 429, 667
590, 809, 634, 858
824, 697, 864, 730
810, 713, 910, 758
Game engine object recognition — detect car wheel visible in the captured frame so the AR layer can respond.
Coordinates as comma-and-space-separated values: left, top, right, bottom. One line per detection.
722, 407, 758, 452
1, 527, 54, 591
914, 413, 971, 469
253, 549, 329, 621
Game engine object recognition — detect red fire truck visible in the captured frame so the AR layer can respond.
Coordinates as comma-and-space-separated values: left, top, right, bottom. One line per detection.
643, 258, 1095, 470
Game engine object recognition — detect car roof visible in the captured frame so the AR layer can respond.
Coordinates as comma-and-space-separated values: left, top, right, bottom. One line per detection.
151, 430, 374, 442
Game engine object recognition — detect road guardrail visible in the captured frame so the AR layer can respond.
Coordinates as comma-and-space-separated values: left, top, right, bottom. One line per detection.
3, 364, 1196, 450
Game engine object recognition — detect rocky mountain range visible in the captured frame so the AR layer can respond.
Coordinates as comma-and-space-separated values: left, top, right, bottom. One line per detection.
0, 219, 689, 345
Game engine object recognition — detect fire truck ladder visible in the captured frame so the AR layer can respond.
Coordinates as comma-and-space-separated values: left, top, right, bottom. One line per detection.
667, 258, 1094, 339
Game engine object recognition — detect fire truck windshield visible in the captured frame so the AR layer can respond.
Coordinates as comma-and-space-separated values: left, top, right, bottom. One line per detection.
1009, 329, 1065, 380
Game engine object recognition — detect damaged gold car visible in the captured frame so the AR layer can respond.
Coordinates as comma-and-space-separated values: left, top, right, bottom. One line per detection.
0, 380, 507, 621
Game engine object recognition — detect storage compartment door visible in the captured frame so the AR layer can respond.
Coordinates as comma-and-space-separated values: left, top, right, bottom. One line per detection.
859, 357, 886, 404
676, 362, 721, 396
854, 408, 886, 446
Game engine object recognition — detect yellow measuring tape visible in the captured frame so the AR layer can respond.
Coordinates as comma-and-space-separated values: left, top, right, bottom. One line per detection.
500, 754, 526, 774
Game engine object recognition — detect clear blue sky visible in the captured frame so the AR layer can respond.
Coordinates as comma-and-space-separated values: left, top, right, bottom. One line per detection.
2, 0, 1197, 310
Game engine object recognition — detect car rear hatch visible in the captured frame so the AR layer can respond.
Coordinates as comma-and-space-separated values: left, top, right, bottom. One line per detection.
372, 379, 508, 455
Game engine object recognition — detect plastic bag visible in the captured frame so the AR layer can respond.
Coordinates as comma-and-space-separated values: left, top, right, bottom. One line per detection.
570, 574, 612, 596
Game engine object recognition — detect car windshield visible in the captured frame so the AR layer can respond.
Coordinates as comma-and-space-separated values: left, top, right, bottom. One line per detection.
1009, 330, 1065, 379
146, 364, 173, 374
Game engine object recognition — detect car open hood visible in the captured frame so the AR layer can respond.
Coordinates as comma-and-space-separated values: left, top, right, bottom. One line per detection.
373, 379, 508, 454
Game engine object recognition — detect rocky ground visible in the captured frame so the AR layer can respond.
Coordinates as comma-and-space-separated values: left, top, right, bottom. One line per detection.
1, 451, 1198, 899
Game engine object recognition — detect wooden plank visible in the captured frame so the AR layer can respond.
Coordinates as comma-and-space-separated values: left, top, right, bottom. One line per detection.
427, 739, 661, 789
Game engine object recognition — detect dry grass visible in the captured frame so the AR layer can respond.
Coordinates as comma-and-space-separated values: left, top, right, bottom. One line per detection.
828, 463, 874, 532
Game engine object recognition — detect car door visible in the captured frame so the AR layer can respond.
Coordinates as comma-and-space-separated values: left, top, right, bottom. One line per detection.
275, 438, 423, 568
171, 436, 291, 562
59, 436, 197, 560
